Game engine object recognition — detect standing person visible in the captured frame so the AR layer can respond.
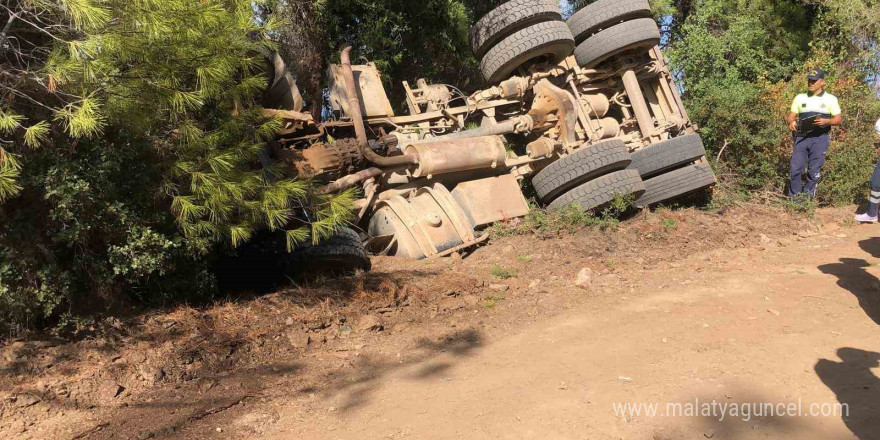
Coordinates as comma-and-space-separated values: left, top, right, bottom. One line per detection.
854, 118, 880, 223
787, 69, 843, 198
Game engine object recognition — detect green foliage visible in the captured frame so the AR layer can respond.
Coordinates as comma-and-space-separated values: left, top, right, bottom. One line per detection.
0, 0, 352, 333
275, 0, 483, 112
669, 0, 880, 205
0, 152, 23, 203
668, 0, 810, 189
491, 194, 635, 238
323, 0, 481, 99
491, 264, 517, 279
0, 139, 218, 332
778, 193, 818, 218
703, 176, 752, 212
481, 293, 505, 309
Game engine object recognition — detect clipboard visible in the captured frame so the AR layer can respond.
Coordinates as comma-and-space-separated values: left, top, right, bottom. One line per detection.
797, 115, 820, 134
798, 115, 820, 131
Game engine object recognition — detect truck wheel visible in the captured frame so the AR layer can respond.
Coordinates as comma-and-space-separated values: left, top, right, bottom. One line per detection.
634, 163, 717, 208
532, 139, 632, 203
470, 0, 562, 59
567, 0, 652, 44
573, 18, 660, 68
627, 134, 707, 178
287, 227, 372, 274
548, 170, 646, 212
480, 21, 575, 84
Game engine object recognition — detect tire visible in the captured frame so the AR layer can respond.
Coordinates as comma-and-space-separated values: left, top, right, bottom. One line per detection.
480, 21, 575, 84
470, 0, 562, 58
532, 139, 631, 203
288, 227, 372, 274
634, 163, 716, 208
567, 0, 652, 44
214, 227, 369, 291
548, 170, 646, 212
628, 134, 707, 178
573, 18, 660, 68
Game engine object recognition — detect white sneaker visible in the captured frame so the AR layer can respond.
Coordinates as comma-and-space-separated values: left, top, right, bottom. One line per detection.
855, 213, 879, 223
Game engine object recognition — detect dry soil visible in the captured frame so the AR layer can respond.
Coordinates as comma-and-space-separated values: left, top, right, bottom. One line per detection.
2, 204, 879, 440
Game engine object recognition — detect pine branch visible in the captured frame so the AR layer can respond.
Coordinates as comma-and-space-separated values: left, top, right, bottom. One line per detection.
0, 5, 72, 44
0, 83, 57, 113
0, 11, 17, 55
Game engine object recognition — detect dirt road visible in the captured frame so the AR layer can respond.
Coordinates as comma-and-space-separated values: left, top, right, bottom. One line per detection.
259, 217, 880, 440
3, 206, 880, 440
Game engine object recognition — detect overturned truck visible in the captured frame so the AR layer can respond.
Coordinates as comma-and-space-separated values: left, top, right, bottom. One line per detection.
270, 0, 716, 265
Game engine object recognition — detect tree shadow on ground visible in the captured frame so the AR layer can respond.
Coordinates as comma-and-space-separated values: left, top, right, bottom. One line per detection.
308, 329, 484, 413
9, 328, 483, 439
1, 266, 463, 438
818, 257, 880, 325
815, 348, 880, 440
0, 268, 441, 376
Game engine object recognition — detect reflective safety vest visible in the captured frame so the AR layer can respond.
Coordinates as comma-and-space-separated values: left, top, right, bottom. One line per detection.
790, 92, 841, 136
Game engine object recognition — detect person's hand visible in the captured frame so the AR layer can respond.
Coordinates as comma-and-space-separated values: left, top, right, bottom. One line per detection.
789, 120, 798, 131
815, 118, 831, 127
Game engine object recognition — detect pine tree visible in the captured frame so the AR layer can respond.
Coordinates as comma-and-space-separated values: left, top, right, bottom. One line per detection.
1, 0, 350, 248
0, 0, 353, 331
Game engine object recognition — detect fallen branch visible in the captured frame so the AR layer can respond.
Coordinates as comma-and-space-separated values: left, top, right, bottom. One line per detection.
715, 139, 729, 164
68, 422, 110, 440
187, 394, 257, 423
0, 12, 17, 54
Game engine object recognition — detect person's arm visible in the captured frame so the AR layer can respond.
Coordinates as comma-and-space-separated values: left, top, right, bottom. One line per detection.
788, 112, 799, 131
815, 114, 842, 127
815, 97, 842, 127
788, 96, 801, 131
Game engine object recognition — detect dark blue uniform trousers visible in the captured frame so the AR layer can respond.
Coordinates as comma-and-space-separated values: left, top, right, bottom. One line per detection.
789, 133, 830, 197
868, 160, 880, 217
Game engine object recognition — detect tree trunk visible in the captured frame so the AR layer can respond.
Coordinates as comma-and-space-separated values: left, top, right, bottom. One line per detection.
277, 0, 328, 118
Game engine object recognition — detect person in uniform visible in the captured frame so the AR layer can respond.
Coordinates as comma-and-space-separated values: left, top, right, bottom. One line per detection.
787, 68, 842, 197
854, 118, 880, 223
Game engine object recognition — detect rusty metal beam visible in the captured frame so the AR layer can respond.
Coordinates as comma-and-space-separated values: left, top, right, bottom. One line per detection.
621, 68, 655, 138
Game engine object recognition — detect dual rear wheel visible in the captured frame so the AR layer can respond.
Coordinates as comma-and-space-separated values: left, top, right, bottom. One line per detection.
533, 134, 715, 212
472, 0, 661, 82
471, 1, 716, 211
471, 0, 574, 83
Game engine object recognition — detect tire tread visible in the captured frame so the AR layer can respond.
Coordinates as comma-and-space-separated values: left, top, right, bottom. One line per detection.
471, 0, 562, 58
548, 170, 646, 211
628, 134, 707, 178
533, 139, 632, 202
573, 17, 660, 68
481, 21, 574, 83
567, 0, 652, 43
634, 163, 717, 208
289, 227, 371, 271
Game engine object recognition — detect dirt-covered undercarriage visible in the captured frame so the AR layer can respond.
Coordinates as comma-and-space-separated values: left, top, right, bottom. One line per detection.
268, 0, 716, 264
